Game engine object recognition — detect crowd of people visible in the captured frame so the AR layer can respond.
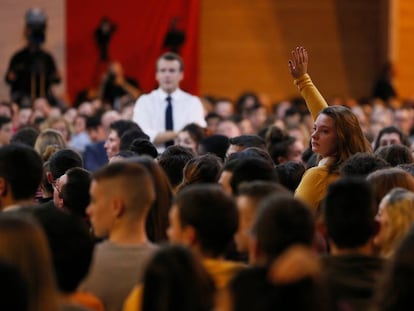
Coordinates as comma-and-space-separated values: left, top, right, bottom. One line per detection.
1, 24, 414, 311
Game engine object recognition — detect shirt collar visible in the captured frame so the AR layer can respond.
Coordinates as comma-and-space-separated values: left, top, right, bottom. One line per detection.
318, 156, 335, 167
158, 88, 181, 101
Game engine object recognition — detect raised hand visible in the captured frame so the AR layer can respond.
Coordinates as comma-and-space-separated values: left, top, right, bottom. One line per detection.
288, 46, 308, 79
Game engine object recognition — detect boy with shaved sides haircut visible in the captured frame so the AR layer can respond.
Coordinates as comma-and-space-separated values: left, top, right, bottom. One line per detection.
80, 162, 157, 311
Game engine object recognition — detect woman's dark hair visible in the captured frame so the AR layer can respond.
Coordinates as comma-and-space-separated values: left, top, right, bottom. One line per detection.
142, 245, 215, 311
128, 156, 173, 242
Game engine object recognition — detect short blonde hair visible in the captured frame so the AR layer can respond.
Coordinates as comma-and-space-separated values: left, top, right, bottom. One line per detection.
379, 188, 414, 257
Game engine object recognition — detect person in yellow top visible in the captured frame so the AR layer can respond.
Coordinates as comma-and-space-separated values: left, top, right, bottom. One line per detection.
123, 184, 245, 311
288, 47, 371, 213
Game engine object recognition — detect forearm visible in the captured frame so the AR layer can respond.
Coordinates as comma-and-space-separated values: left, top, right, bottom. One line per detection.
153, 131, 177, 145
294, 74, 328, 121
120, 81, 141, 99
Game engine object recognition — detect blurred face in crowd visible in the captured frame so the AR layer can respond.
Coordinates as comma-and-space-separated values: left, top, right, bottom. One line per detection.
175, 131, 197, 154
104, 130, 120, 159
0, 122, 12, 146
379, 132, 402, 148
156, 59, 183, 94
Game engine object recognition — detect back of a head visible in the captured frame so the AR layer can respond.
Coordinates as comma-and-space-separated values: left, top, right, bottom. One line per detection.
198, 135, 229, 161
93, 162, 155, 217
0, 144, 43, 202
241, 147, 274, 167
129, 138, 158, 159
142, 245, 214, 311
323, 177, 376, 249
120, 128, 149, 151
60, 167, 91, 218
110, 119, 140, 138
275, 161, 306, 192
49, 149, 83, 180
180, 154, 223, 189
340, 152, 390, 178
158, 145, 195, 188
367, 167, 414, 209
0, 214, 57, 311
34, 129, 67, 157
174, 184, 238, 257
11, 127, 39, 148
375, 144, 414, 167
128, 156, 173, 242
253, 194, 314, 264
33, 208, 93, 294
230, 157, 278, 195
229, 135, 266, 150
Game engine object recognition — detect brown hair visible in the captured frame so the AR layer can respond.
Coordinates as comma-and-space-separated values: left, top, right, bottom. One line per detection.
320, 106, 371, 173
0, 215, 59, 311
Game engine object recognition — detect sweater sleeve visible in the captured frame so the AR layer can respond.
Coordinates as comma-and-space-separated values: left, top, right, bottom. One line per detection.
294, 74, 328, 121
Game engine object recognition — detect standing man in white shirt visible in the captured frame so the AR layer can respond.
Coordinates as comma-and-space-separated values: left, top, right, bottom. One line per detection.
133, 52, 206, 152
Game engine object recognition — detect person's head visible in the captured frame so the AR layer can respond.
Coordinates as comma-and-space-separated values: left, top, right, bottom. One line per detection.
198, 134, 229, 161
216, 119, 241, 138
59, 167, 91, 218
252, 194, 314, 265
129, 138, 158, 158
175, 123, 205, 155
227, 135, 266, 157
104, 120, 140, 159
128, 156, 173, 243
311, 106, 371, 172
374, 188, 414, 258
367, 167, 414, 210
87, 162, 155, 238
156, 52, 184, 94
373, 126, 411, 151
236, 181, 290, 255
142, 245, 215, 311
394, 107, 413, 135
230, 158, 278, 195
275, 161, 306, 192
205, 112, 222, 135
40, 117, 71, 142
0, 144, 43, 208
168, 184, 238, 258
33, 209, 93, 294
0, 116, 13, 147
373, 225, 414, 311
158, 145, 195, 189
86, 115, 106, 142
178, 154, 223, 191
119, 128, 149, 151
218, 159, 239, 195
10, 127, 39, 148
34, 129, 67, 159
323, 178, 377, 252
240, 147, 275, 168
214, 98, 234, 119
375, 144, 414, 167
340, 152, 390, 178
0, 215, 58, 311
48, 148, 83, 183
266, 126, 304, 165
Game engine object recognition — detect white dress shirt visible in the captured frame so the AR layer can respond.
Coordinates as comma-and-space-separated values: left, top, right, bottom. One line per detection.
133, 88, 206, 152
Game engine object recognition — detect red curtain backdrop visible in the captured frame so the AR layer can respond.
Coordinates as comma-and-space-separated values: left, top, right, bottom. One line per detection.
66, 0, 200, 103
